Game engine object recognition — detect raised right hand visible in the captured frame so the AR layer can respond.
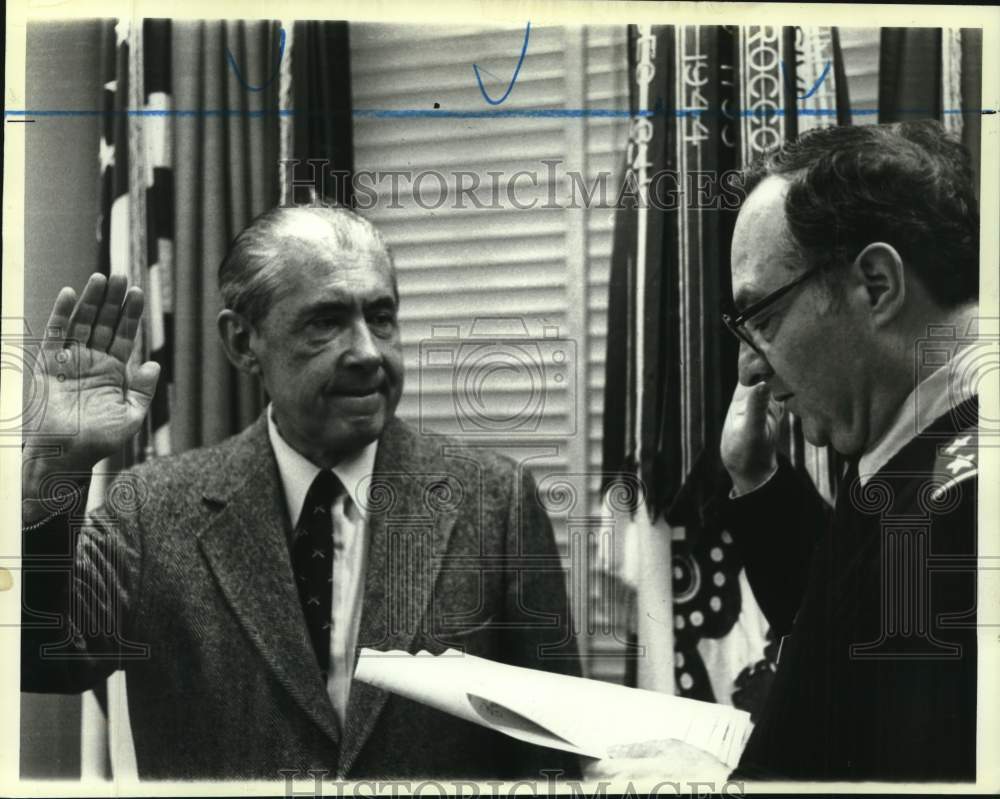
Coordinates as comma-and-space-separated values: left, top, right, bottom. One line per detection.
719, 382, 783, 495
22, 274, 161, 509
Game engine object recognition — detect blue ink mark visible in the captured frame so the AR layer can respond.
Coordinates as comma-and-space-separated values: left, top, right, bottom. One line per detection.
473, 22, 530, 106
5, 106, 997, 120
354, 107, 638, 119
801, 61, 832, 99
780, 59, 831, 100
226, 27, 285, 92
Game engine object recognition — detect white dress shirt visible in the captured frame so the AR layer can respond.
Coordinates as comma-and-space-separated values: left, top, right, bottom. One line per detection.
266, 404, 377, 726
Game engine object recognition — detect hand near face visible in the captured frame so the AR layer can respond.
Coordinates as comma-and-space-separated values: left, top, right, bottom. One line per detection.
22, 273, 161, 518
583, 738, 732, 786
720, 382, 784, 495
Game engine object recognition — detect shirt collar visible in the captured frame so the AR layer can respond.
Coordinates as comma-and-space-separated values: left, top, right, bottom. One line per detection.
266, 404, 378, 527
858, 351, 978, 485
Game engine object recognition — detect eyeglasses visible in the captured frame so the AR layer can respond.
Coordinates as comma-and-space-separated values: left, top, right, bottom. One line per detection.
721, 267, 820, 355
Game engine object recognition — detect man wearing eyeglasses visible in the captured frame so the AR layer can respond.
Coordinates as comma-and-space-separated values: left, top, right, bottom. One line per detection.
585, 121, 982, 787
717, 120, 981, 781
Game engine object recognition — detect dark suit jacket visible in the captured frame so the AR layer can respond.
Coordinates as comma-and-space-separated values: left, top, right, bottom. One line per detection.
724, 399, 978, 781
22, 415, 581, 781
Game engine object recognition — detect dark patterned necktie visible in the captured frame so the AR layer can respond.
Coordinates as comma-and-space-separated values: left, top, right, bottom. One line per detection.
292, 469, 344, 680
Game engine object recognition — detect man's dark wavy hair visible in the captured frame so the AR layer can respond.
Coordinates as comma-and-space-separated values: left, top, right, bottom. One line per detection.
741, 120, 979, 308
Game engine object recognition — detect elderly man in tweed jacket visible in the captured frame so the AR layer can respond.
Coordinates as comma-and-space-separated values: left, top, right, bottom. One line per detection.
21, 206, 581, 781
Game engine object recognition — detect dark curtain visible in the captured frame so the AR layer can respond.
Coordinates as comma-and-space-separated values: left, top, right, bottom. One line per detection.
879, 28, 943, 122
880, 27, 982, 195
960, 28, 983, 194
292, 21, 355, 206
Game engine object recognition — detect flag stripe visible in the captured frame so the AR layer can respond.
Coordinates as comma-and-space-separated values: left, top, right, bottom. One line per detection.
142, 19, 175, 455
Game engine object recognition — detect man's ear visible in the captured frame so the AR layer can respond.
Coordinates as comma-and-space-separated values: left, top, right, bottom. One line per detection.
217, 309, 261, 375
853, 242, 906, 325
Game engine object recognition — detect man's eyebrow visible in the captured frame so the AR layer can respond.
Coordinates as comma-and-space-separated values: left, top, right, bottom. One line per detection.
296, 298, 352, 318
294, 293, 397, 321
364, 294, 398, 310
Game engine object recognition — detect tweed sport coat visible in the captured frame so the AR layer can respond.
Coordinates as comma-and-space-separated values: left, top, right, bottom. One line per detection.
22, 414, 581, 780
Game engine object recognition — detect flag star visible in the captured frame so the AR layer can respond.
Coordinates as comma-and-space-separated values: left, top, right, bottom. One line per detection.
99, 137, 115, 173
312, 548, 325, 559
307, 596, 320, 606
104, 79, 117, 93
322, 622, 331, 631
313, 505, 326, 515
115, 18, 130, 47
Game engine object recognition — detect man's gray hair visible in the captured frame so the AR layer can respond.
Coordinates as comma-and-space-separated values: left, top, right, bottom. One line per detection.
218, 205, 396, 327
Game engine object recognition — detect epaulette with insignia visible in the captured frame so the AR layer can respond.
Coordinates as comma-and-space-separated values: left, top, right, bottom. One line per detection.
930, 427, 979, 500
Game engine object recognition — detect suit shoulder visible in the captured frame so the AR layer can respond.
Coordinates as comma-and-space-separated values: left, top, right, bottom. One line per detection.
394, 419, 521, 478
128, 440, 227, 482
120, 428, 252, 507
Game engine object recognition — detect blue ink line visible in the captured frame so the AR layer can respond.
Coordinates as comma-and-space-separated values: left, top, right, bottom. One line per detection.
5, 107, 997, 120
473, 22, 530, 106
5, 109, 296, 118
780, 60, 831, 100
353, 107, 639, 119
801, 61, 831, 100
225, 27, 285, 92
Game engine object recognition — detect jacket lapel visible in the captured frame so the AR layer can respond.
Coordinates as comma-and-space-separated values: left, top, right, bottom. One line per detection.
338, 418, 459, 776
196, 416, 342, 748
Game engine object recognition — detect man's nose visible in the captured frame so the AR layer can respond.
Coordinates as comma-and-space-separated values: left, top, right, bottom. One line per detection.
737, 341, 774, 387
344, 320, 381, 365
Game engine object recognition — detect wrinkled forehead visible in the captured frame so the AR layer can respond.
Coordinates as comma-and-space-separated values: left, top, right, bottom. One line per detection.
281, 238, 395, 293
273, 210, 387, 256
272, 211, 393, 277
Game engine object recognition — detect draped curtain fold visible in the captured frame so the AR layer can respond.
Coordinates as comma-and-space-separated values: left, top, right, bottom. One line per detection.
292, 21, 355, 205
879, 27, 982, 193
879, 28, 943, 122
171, 20, 281, 451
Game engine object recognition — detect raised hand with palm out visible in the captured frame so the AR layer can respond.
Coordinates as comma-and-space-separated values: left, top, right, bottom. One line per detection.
22, 273, 161, 521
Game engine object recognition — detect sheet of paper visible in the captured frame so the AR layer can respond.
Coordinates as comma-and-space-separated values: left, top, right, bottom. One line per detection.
355, 648, 754, 765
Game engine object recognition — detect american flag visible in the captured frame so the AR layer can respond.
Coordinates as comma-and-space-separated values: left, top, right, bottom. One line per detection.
84, 17, 175, 779
140, 19, 174, 458
96, 18, 174, 461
